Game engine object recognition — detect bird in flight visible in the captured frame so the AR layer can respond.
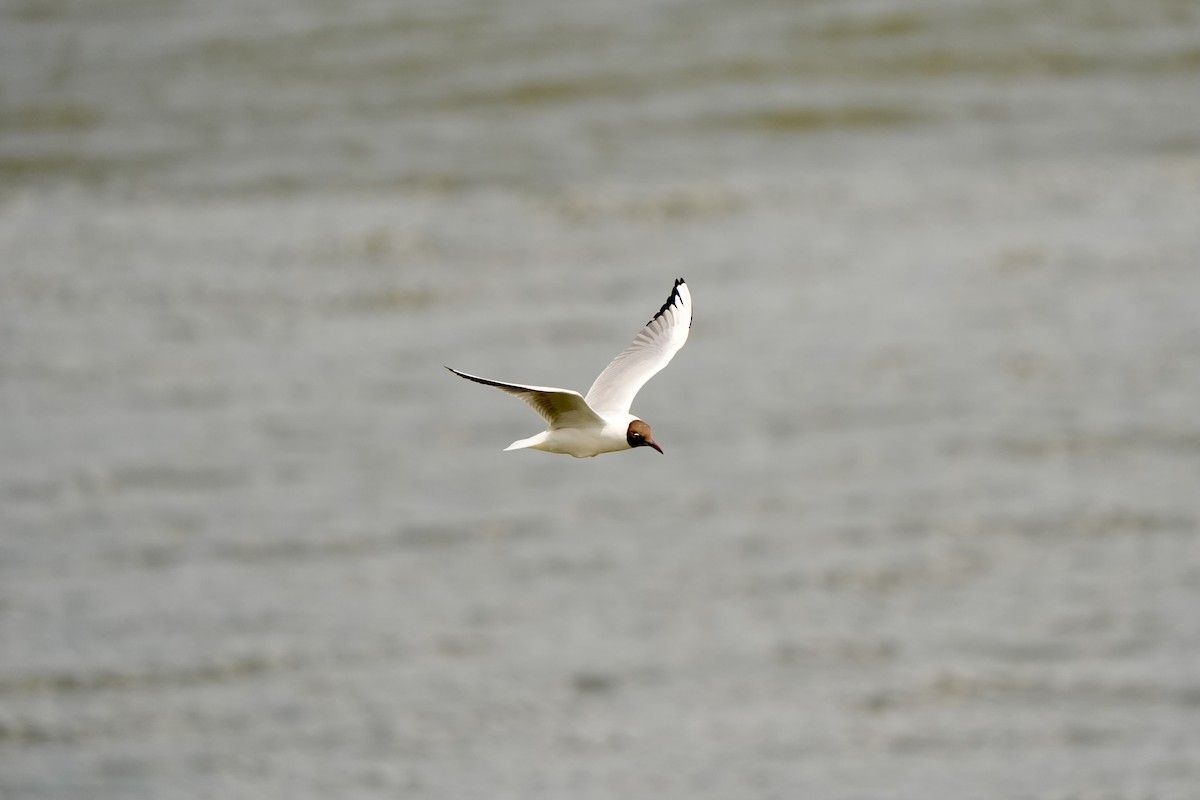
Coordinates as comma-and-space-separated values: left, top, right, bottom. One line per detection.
447, 278, 692, 458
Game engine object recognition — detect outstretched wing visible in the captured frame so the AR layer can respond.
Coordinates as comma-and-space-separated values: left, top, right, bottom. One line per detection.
445, 367, 605, 429
584, 278, 692, 414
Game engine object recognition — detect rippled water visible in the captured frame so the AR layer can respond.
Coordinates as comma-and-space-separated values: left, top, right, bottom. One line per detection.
3, 1, 1200, 798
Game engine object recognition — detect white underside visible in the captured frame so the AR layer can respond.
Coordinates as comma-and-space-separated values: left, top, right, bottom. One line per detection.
504, 414, 637, 458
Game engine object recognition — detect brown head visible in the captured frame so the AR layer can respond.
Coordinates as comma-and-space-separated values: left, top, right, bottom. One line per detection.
626, 420, 663, 454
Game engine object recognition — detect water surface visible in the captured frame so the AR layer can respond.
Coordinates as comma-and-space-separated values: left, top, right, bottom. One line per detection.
2, 1, 1199, 798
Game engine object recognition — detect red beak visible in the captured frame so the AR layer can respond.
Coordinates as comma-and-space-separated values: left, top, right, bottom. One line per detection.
647, 440, 663, 454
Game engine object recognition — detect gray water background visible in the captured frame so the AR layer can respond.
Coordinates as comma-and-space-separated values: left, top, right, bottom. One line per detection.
2, 1, 1200, 798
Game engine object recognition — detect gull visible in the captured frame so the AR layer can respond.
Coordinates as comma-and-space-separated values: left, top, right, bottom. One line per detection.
447, 278, 692, 457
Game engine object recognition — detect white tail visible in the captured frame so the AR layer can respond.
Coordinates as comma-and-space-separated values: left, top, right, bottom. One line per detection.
504, 432, 549, 452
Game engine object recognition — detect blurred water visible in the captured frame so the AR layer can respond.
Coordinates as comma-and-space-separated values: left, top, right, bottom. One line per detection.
2, 1, 1200, 798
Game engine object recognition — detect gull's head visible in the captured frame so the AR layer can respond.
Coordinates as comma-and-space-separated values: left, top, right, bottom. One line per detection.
626, 420, 663, 454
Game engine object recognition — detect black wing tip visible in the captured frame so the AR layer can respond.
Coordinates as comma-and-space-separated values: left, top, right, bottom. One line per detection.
646, 277, 689, 327
446, 366, 491, 386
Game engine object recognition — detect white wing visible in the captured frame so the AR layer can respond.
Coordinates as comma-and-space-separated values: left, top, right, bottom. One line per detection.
446, 367, 605, 429
584, 278, 692, 414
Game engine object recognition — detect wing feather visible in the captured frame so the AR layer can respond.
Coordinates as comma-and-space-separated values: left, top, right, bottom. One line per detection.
445, 367, 604, 429
584, 278, 692, 414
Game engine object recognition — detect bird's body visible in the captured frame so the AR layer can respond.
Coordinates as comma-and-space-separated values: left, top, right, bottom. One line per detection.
447, 278, 692, 458
502, 413, 638, 457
